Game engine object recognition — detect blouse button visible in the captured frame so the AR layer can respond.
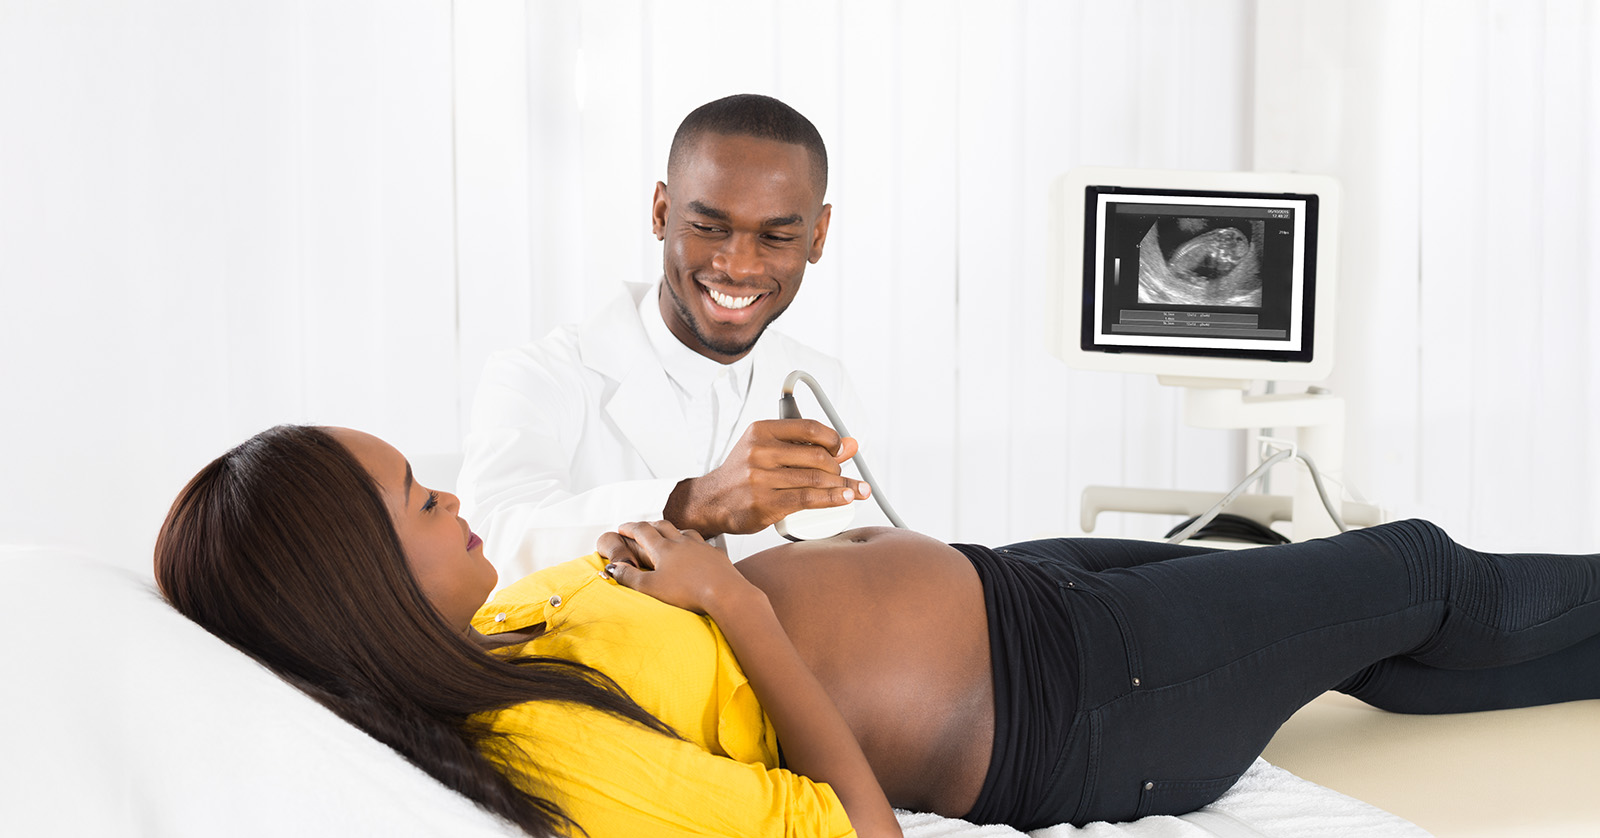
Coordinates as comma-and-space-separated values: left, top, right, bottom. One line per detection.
548, 595, 563, 608
493, 613, 506, 623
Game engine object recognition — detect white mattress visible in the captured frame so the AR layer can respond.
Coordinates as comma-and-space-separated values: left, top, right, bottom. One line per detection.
0, 547, 1428, 837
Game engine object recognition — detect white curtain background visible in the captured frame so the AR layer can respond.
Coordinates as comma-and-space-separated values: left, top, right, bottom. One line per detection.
1, 0, 1595, 577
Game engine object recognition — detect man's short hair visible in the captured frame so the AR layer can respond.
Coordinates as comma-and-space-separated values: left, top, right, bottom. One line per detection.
667, 93, 828, 197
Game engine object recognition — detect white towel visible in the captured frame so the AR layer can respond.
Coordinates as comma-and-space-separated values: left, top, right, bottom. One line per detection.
897, 759, 1431, 838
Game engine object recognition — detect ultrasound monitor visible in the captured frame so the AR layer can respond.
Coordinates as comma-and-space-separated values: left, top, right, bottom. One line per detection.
1054, 167, 1340, 385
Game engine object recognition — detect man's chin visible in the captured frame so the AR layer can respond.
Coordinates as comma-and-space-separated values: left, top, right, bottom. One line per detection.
686, 314, 773, 359
696, 330, 763, 360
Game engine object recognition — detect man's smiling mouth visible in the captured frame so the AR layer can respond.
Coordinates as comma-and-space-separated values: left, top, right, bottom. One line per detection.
706, 287, 763, 310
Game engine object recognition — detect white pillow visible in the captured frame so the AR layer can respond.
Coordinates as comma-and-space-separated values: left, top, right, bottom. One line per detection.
0, 547, 520, 837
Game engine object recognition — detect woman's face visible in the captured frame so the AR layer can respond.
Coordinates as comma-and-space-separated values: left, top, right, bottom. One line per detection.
330, 428, 497, 629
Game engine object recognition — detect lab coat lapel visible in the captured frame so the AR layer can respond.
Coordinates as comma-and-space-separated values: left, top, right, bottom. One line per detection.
578, 287, 700, 480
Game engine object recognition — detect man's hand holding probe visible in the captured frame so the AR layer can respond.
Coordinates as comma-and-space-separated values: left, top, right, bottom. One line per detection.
663, 418, 871, 539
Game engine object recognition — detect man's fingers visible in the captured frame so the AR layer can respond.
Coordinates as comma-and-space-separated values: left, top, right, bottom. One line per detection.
759, 418, 844, 452
757, 466, 864, 494
749, 440, 845, 474
783, 483, 867, 510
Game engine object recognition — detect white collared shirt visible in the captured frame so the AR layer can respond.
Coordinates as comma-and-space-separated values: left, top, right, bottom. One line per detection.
639, 282, 754, 473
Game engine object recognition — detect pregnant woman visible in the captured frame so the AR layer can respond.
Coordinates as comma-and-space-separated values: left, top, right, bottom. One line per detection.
155, 425, 1600, 837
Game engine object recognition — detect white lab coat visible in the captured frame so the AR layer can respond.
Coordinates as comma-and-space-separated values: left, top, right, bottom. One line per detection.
458, 281, 879, 582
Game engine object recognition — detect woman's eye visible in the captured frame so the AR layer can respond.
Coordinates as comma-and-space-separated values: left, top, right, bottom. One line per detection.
422, 491, 439, 513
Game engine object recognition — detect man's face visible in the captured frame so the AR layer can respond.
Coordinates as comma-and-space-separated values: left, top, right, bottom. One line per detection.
652, 133, 831, 363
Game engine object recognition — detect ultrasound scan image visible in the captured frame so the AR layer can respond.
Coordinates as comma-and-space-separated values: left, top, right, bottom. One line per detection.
1135, 217, 1265, 307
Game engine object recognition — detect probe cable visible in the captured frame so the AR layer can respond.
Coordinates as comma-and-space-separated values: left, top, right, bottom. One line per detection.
779, 370, 908, 530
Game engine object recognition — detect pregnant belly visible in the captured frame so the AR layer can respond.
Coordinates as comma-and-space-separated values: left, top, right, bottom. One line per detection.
738, 528, 994, 816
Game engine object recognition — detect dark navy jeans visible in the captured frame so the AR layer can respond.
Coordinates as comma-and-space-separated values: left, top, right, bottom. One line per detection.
963, 519, 1600, 827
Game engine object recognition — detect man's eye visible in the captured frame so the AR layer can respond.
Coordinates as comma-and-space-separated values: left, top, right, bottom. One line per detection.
422, 491, 439, 512
691, 223, 722, 233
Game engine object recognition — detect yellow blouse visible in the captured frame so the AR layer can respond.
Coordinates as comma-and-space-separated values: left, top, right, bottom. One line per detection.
470, 553, 857, 837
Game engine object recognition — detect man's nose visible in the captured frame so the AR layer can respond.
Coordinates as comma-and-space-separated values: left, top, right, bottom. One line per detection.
712, 234, 762, 280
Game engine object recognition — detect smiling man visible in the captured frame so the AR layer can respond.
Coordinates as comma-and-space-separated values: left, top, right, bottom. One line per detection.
458, 94, 878, 579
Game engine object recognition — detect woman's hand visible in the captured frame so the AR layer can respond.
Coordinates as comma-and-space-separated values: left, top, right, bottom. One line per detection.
600, 522, 902, 838
600, 521, 749, 615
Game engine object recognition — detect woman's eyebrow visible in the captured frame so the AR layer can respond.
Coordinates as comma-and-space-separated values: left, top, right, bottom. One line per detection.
402, 462, 415, 506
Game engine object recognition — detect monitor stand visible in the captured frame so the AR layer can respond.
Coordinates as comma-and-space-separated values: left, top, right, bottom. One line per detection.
1079, 376, 1383, 543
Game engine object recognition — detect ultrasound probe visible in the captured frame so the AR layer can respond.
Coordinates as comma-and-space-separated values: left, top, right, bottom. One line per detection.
775, 370, 907, 541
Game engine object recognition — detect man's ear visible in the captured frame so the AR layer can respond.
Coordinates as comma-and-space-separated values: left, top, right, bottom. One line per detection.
651, 181, 670, 241
807, 203, 832, 264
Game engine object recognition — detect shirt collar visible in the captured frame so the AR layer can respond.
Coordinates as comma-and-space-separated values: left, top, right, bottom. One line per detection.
641, 279, 753, 399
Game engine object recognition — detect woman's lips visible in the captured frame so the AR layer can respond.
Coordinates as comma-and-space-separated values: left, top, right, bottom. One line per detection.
466, 532, 483, 552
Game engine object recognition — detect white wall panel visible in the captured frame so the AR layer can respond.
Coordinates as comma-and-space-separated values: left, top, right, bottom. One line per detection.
1471, 2, 1541, 541
953, 0, 1025, 545
7, 0, 1595, 575
525, 3, 586, 342
1262, 0, 1599, 552
455, 0, 534, 432
1587, 1, 1600, 550
0, 1, 456, 571
579, 1, 649, 315
1529, 0, 1591, 537
1415, 2, 1484, 536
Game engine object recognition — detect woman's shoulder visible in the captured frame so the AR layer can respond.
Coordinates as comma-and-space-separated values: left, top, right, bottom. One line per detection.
472, 553, 610, 634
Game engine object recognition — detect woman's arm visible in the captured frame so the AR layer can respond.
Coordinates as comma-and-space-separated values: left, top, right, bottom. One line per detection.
603, 521, 903, 838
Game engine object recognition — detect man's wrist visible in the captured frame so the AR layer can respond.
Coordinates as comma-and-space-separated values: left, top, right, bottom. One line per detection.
665, 477, 721, 537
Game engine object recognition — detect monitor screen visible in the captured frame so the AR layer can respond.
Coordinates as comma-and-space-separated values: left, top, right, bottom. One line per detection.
1055, 168, 1339, 384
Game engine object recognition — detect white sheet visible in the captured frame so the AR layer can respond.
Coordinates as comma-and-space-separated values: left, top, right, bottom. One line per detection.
0, 547, 1429, 837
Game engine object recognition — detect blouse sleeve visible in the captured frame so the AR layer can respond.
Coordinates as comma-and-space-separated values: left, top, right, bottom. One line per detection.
488, 701, 859, 838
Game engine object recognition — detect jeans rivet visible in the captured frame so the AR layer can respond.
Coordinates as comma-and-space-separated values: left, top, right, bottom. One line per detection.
1132, 677, 1142, 687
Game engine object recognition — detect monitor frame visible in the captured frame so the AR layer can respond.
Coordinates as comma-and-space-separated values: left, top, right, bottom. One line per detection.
1053, 167, 1340, 385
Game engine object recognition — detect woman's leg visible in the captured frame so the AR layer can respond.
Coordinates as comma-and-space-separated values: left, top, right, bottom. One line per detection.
1040, 519, 1600, 823
1336, 632, 1600, 713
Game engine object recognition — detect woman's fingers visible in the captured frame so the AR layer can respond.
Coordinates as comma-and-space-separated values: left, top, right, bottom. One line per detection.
606, 559, 639, 588
595, 531, 641, 567
618, 520, 706, 545
616, 520, 666, 550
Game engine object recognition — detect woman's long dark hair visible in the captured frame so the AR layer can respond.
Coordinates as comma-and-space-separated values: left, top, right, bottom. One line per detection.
154, 425, 673, 836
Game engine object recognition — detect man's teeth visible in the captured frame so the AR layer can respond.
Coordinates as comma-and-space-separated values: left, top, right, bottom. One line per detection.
708, 288, 759, 310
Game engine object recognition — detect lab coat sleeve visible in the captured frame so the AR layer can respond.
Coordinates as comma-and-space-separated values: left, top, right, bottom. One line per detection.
458, 338, 680, 581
